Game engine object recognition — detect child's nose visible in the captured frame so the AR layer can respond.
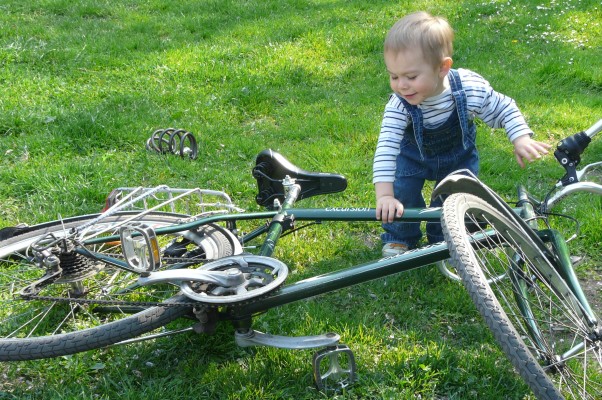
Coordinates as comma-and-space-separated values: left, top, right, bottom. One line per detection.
396, 78, 408, 91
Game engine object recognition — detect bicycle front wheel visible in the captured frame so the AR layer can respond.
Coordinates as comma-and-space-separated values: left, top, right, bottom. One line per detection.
442, 193, 602, 400
0, 212, 237, 361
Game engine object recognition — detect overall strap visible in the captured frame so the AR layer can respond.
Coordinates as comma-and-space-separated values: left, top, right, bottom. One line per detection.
448, 69, 473, 150
395, 95, 425, 160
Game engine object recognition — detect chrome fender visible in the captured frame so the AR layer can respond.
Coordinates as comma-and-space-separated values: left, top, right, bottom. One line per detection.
432, 170, 541, 246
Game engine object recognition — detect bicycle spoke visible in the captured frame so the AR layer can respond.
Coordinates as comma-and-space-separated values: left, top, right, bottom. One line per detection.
442, 193, 602, 399
0, 213, 236, 360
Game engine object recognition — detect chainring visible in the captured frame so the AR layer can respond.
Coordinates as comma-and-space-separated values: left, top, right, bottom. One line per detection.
180, 255, 289, 306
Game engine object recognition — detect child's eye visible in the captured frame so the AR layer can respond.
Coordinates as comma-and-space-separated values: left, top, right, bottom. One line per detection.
407, 76, 417, 80
390, 76, 398, 80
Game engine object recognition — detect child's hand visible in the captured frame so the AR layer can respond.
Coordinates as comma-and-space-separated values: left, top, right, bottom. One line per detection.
512, 135, 552, 168
376, 195, 404, 223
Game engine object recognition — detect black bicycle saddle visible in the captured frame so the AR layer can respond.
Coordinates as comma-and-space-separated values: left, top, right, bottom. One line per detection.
252, 149, 348, 208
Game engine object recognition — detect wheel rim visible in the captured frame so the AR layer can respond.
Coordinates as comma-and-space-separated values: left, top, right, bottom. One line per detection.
0, 215, 235, 342
458, 201, 602, 399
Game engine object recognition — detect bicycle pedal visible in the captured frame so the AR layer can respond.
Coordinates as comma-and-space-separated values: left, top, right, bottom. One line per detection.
120, 222, 161, 274
312, 344, 357, 391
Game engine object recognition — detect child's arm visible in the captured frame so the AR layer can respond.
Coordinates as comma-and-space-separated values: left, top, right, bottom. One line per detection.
512, 135, 552, 168
375, 182, 404, 222
460, 69, 551, 167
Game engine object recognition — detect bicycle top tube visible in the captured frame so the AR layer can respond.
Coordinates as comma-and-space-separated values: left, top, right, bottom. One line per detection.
287, 207, 442, 222
81, 207, 443, 247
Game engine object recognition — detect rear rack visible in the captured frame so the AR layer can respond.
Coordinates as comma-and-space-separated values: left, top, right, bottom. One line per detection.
74, 186, 243, 241
103, 186, 244, 216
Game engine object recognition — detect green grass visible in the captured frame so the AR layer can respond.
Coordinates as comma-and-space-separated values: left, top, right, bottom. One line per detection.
0, 0, 600, 398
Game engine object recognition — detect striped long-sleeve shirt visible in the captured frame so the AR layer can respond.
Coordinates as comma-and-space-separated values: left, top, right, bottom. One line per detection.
373, 68, 533, 184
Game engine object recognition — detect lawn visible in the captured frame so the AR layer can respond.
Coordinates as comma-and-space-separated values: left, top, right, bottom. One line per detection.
0, 0, 600, 399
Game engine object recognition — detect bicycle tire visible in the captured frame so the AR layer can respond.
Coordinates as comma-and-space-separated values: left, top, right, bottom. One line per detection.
0, 212, 237, 361
442, 193, 602, 400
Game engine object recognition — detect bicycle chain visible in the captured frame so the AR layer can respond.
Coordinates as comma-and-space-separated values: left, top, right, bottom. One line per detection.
21, 282, 285, 309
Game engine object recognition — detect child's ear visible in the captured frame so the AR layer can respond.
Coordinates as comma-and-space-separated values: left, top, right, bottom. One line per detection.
439, 57, 453, 77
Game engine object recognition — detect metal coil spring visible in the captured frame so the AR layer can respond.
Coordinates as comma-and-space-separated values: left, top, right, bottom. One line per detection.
146, 128, 198, 159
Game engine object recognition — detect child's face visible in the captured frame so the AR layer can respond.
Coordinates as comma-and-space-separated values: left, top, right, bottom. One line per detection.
384, 48, 447, 105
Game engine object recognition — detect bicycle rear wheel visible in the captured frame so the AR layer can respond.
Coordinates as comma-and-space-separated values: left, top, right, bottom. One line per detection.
0, 212, 237, 361
442, 193, 602, 400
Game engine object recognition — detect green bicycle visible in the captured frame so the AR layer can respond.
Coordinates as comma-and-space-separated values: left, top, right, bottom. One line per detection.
0, 119, 600, 399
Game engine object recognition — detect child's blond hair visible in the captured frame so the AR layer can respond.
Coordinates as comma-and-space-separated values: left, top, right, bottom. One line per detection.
384, 11, 454, 68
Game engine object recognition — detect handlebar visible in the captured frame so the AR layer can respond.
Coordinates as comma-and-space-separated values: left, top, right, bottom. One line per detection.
554, 118, 602, 187
541, 119, 602, 212
584, 119, 602, 138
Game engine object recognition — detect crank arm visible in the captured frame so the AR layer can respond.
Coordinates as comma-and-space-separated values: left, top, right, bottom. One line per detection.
235, 329, 340, 349
137, 268, 245, 287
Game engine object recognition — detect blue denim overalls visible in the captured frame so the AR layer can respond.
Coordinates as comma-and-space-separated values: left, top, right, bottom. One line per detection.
382, 69, 479, 248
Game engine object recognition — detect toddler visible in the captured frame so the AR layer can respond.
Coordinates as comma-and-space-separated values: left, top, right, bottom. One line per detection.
374, 11, 551, 257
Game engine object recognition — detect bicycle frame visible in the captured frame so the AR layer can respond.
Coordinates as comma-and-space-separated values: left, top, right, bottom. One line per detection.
78, 145, 602, 327
81, 205, 450, 314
